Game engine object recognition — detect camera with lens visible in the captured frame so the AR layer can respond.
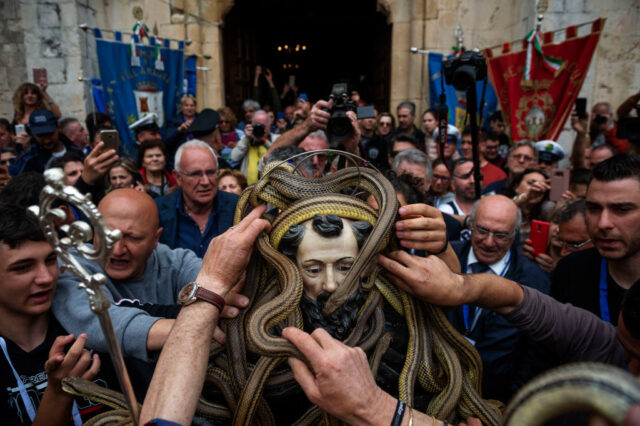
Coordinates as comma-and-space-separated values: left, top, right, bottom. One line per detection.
251, 123, 266, 145
593, 115, 608, 125
443, 50, 487, 91
326, 83, 357, 147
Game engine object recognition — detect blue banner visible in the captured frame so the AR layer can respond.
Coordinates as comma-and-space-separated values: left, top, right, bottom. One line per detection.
428, 52, 499, 131
95, 38, 184, 153
89, 78, 106, 113
184, 55, 197, 96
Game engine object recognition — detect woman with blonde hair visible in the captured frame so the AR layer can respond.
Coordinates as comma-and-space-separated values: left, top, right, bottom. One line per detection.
12, 82, 61, 125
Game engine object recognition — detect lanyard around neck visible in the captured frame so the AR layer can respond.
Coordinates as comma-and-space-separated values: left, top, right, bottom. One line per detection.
0, 337, 83, 425
462, 251, 512, 333
599, 258, 611, 323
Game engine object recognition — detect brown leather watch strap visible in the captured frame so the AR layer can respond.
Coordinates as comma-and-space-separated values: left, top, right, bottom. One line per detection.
194, 286, 225, 312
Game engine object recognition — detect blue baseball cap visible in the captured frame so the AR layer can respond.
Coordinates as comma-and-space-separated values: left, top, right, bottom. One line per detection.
298, 93, 308, 102
29, 109, 58, 135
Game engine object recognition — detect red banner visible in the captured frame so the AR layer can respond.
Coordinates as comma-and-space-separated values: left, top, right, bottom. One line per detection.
487, 19, 604, 142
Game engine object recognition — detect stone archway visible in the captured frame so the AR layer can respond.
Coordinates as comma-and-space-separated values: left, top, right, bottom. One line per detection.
220, 0, 393, 116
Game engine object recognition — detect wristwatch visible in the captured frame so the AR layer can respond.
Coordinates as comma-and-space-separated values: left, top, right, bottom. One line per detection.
177, 282, 225, 311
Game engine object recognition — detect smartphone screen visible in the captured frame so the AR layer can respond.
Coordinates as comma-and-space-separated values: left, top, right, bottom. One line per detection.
531, 220, 550, 256
549, 169, 570, 202
100, 129, 119, 153
576, 97, 587, 119
14, 124, 26, 135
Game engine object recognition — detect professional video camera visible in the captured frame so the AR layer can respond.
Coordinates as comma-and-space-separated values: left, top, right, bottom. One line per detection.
326, 83, 357, 146
442, 50, 487, 91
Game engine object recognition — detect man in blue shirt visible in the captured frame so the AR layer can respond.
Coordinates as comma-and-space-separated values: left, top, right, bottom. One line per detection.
155, 140, 237, 257
447, 194, 550, 402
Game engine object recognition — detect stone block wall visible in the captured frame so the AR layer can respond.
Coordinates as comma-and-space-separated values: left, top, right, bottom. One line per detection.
1, 0, 636, 146
0, 0, 28, 119
0, 0, 97, 122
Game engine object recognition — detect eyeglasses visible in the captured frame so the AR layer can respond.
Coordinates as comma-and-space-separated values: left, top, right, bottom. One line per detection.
379, 122, 392, 127
473, 224, 514, 243
511, 154, 534, 162
558, 238, 591, 250
432, 174, 451, 181
180, 169, 217, 179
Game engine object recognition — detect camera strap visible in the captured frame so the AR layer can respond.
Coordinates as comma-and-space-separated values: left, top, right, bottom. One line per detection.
437, 91, 449, 170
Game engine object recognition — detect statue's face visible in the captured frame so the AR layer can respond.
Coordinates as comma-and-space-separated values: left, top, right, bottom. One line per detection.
295, 218, 359, 300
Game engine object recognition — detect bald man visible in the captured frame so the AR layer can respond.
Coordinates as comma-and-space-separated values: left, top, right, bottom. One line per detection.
446, 195, 551, 402
52, 189, 239, 363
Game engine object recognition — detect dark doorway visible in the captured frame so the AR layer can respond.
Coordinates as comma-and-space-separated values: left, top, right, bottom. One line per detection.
222, 0, 391, 118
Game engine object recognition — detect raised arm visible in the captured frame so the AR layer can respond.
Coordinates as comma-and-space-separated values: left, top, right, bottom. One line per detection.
139, 205, 270, 425
264, 99, 332, 157
378, 251, 524, 314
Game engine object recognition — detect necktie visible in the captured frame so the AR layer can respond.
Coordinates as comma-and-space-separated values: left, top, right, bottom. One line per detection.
470, 262, 491, 274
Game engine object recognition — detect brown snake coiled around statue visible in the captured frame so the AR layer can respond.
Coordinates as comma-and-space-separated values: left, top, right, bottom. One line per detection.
216, 161, 501, 425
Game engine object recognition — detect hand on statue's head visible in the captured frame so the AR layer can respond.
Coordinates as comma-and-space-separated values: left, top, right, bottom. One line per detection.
395, 203, 447, 253
197, 205, 270, 296
378, 251, 463, 306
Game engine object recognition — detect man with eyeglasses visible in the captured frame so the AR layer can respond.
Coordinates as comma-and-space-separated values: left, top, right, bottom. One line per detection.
555, 199, 594, 257
551, 154, 640, 325
155, 140, 238, 258
429, 158, 454, 207
446, 194, 550, 402
484, 140, 538, 195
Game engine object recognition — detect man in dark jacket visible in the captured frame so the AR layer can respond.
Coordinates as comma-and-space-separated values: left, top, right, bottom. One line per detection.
155, 140, 237, 257
448, 194, 550, 402
11, 110, 82, 175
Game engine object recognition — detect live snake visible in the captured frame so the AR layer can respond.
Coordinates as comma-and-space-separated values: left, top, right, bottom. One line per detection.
62, 159, 640, 425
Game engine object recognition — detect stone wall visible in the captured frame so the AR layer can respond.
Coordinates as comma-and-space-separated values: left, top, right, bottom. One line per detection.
0, 0, 97, 122
0, 0, 28, 119
1, 0, 636, 145
385, 0, 639, 159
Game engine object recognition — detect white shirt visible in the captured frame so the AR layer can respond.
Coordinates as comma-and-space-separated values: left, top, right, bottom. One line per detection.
438, 198, 465, 215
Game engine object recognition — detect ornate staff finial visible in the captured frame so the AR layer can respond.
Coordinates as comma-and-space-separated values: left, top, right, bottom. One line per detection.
28, 168, 139, 424
536, 0, 548, 31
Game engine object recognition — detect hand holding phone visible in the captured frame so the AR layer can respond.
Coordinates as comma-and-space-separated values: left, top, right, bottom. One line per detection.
549, 169, 570, 202
575, 97, 587, 119
99, 129, 119, 153
530, 220, 550, 256
14, 124, 26, 135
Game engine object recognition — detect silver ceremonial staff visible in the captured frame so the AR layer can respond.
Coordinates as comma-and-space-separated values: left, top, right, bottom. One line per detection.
28, 168, 140, 424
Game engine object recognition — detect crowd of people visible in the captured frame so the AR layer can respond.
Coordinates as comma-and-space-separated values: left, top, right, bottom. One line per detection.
0, 67, 639, 426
